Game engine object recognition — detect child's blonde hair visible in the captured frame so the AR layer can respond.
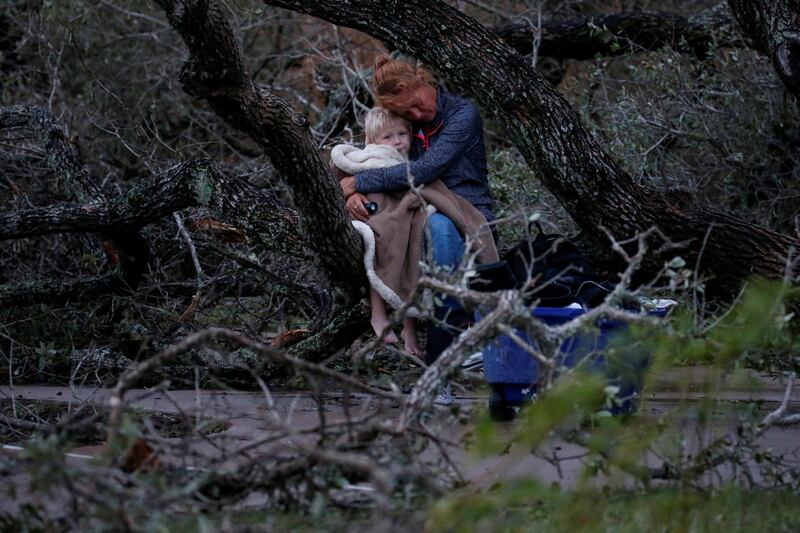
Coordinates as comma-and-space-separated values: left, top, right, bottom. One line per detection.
364, 107, 410, 144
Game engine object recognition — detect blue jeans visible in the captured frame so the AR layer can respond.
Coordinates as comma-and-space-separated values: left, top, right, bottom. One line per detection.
424, 214, 474, 365
426, 212, 465, 268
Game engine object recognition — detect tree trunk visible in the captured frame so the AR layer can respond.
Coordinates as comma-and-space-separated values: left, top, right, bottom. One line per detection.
148, 0, 377, 357
263, 0, 799, 295
728, 0, 800, 94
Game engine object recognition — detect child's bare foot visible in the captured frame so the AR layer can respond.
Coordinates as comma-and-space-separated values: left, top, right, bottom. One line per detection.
371, 317, 399, 344
401, 329, 423, 356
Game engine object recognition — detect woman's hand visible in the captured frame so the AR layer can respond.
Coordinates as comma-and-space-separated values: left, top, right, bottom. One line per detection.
339, 176, 357, 198
345, 192, 371, 221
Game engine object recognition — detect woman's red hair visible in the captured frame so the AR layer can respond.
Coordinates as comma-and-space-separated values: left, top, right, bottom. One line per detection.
370, 55, 436, 112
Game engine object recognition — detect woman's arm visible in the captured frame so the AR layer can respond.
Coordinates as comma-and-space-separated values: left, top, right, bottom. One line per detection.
354, 103, 482, 194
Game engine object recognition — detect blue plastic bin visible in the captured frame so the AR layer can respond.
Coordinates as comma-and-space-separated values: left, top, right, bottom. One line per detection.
479, 306, 668, 417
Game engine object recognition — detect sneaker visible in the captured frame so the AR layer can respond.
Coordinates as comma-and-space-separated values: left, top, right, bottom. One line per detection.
434, 383, 453, 406
461, 351, 483, 371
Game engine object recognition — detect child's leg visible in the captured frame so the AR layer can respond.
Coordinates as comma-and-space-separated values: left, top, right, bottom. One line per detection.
369, 288, 399, 344
401, 317, 423, 356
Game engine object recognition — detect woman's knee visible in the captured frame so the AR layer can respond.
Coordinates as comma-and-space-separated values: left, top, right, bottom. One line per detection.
427, 213, 458, 235
426, 213, 464, 267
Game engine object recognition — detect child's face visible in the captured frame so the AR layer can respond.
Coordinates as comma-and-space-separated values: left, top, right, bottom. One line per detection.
375, 120, 411, 156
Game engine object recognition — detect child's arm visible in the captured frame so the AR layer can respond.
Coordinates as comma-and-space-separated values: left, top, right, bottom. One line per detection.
331, 146, 371, 220
354, 103, 481, 194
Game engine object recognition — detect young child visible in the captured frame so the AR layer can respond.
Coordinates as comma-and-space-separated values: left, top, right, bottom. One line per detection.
331, 107, 423, 355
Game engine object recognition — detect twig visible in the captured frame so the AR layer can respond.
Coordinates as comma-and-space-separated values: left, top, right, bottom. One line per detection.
173, 212, 203, 321
107, 327, 401, 442
761, 373, 797, 428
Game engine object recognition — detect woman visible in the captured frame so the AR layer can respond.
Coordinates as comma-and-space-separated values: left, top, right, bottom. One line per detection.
339, 55, 495, 404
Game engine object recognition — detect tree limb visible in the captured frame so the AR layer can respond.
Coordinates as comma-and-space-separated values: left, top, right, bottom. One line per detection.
0, 105, 103, 202
0, 105, 151, 288
494, 3, 743, 60
287, 302, 371, 362
0, 274, 123, 307
0, 158, 305, 253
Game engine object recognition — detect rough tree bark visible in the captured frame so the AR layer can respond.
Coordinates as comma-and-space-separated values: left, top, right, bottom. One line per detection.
494, 3, 742, 60
0, 275, 122, 308
728, 0, 800, 94
263, 0, 799, 295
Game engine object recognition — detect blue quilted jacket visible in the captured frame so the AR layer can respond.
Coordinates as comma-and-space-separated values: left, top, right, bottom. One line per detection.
354, 88, 494, 222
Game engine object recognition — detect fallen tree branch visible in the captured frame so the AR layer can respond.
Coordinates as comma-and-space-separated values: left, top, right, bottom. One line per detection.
494, 4, 743, 60
173, 212, 203, 321
398, 290, 516, 429
0, 413, 50, 432
0, 158, 305, 256
650, 372, 800, 483
0, 105, 150, 289
0, 274, 123, 307
0, 105, 103, 201
287, 301, 371, 361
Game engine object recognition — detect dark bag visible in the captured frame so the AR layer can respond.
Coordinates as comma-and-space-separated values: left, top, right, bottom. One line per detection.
470, 223, 613, 307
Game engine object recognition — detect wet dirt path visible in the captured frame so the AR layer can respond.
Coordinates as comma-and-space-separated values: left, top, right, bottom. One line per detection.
2, 367, 799, 490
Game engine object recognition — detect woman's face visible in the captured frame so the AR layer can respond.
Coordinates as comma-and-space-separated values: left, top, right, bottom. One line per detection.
395, 84, 437, 123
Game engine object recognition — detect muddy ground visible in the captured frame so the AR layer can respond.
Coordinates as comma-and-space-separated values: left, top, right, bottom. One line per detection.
1, 368, 799, 518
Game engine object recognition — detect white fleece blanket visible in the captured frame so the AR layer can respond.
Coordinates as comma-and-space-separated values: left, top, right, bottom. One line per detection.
331, 143, 427, 316
330, 143, 406, 174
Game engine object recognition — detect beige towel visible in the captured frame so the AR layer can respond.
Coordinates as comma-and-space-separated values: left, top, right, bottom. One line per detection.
358, 181, 498, 313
